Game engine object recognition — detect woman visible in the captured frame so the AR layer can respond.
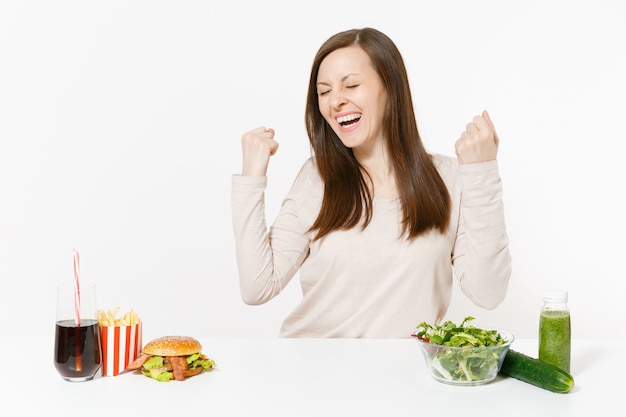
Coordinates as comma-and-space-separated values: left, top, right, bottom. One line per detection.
231, 27, 511, 338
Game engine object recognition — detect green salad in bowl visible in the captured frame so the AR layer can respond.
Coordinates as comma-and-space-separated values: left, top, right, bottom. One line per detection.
412, 316, 514, 386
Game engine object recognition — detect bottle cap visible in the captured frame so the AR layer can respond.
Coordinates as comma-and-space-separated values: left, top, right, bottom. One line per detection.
544, 289, 568, 303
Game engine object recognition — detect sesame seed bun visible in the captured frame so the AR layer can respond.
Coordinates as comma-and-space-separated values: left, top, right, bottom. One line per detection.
142, 336, 202, 356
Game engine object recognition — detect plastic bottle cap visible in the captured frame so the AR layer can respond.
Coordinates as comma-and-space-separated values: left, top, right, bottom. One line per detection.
544, 289, 568, 302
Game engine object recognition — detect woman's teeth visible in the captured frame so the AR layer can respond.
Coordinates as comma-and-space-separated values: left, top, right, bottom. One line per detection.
337, 113, 362, 126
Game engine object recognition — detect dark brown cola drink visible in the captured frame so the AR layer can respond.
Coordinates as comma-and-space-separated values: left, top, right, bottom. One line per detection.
54, 319, 101, 381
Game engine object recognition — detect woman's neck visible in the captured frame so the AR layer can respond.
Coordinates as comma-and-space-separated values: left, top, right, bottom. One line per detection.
354, 147, 398, 199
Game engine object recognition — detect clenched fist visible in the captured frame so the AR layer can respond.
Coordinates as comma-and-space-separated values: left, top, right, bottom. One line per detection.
455, 110, 499, 164
241, 127, 279, 176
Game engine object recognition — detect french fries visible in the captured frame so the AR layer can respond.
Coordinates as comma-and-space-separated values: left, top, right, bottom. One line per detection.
97, 307, 141, 326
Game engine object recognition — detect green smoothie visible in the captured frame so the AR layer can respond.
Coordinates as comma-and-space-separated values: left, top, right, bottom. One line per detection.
539, 310, 571, 372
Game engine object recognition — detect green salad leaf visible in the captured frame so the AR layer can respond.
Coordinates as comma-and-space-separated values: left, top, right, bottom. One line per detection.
413, 316, 508, 382
414, 316, 505, 347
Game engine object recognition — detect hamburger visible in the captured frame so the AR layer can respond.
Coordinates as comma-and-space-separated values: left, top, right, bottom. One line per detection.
127, 335, 215, 381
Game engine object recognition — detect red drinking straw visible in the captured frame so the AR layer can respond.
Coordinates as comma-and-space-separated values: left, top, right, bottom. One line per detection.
72, 248, 81, 327
72, 248, 82, 372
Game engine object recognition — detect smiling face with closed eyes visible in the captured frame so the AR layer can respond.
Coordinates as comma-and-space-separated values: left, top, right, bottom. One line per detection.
316, 46, 388, 153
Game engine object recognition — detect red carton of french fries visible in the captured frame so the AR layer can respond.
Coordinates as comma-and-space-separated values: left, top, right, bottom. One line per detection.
98, 308, 142, 376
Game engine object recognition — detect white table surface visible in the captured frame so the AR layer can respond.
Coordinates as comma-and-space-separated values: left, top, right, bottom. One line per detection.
3, 337, 619, 416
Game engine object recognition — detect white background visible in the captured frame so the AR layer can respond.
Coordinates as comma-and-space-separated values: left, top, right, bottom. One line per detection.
1, 0, 624, 342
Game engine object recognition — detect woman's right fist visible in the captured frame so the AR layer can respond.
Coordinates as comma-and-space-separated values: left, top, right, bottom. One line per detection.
241, 127, 279, 176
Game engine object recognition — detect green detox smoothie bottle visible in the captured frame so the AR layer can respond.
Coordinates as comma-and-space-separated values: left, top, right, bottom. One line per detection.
538, 289, 571, 372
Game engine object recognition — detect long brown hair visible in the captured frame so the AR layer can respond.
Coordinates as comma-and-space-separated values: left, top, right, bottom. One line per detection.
305, 28, 450, 241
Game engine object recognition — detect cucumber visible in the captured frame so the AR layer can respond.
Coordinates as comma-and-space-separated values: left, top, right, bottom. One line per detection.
499, 349, 574, 393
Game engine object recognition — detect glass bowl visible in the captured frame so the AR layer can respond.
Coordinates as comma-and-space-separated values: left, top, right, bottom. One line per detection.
414, 330, 514, 386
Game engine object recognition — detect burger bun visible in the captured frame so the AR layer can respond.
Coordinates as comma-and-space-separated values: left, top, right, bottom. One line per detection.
142, 335, 202, 357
